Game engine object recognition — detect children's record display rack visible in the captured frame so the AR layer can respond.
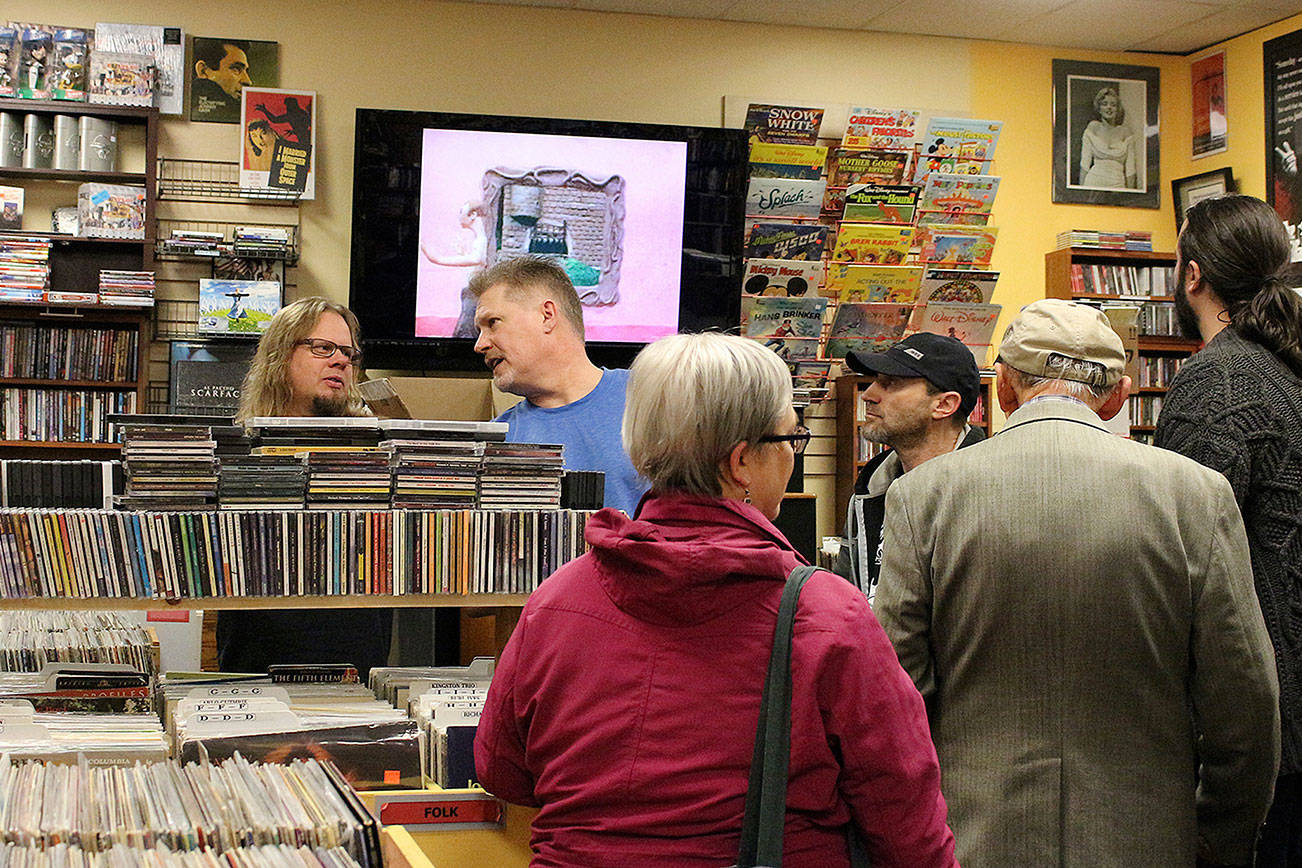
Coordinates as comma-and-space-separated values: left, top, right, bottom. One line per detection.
734, 101, 1004, 409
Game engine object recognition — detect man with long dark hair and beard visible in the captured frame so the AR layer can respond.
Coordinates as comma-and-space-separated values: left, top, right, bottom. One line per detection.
1157, 194, 1302, 867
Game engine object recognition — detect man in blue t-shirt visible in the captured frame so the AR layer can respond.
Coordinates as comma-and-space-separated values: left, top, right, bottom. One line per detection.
469, 257, 648, 515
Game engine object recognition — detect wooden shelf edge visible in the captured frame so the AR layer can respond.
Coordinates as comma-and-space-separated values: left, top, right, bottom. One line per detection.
0, 167, 147, 184
0, 440, 121, 449
1, 378, 138, 389
1047, 247, 1176, 262
0, 594, 530, 611
0, 100, 157, 120
1070, 293, 1176, 302
0, 231, 149, 245
1138, 336, 1201, 351
0, 301, 152, 317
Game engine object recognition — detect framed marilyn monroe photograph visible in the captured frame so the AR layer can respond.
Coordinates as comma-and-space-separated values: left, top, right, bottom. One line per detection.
1053, 59, 1160, 208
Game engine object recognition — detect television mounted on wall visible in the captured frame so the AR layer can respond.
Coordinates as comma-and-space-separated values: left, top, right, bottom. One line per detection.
349, 108, 749, 371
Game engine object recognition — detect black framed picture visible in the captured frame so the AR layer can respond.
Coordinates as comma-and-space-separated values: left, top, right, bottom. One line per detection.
1052, 59, 1160, 208
1171, 168, 1234, 232
1264, 27, 1302, 233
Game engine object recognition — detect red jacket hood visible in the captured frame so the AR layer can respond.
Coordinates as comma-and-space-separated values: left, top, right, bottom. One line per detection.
583, 492, 805, 626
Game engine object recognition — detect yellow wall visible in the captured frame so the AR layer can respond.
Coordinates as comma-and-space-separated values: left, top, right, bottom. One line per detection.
1168, 10, 1302, 201
16, 0, 1289, 536
971, 43, 1187, 341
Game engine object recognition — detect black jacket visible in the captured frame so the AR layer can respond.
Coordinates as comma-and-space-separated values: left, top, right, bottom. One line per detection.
834, 425, 986, 596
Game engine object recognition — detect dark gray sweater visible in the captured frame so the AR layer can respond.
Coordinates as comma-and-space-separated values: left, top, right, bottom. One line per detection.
1155, 328, 1302, 776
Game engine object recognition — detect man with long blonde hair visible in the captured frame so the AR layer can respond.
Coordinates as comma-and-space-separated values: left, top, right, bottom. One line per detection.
236, 297, 368, 421
221, 297, 391, 676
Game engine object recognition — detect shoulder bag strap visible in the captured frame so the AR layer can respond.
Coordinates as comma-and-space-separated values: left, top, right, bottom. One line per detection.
737, 564, 818, 868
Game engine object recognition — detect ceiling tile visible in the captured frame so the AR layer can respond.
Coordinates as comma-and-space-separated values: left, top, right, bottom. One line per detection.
439, 0, 1302, 53
718, 0, 905, 30
1130, 3, 1301, 50
573, 0, 736, 17
863, 0, 1071, 41
445, 0, 576, 7
994, 0, 1222, 50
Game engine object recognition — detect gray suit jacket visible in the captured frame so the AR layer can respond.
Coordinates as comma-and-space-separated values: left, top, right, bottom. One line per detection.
875, 396, 1279, 868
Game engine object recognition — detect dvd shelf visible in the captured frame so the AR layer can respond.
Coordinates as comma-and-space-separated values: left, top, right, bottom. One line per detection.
834, 371, 994, 520
150, 162, 300, 389
0, 305, 149, 455
0, 388, 137, 444
1045, 247, 1201, 442
1066, 262, 1175, 297
0, 102, 158, 313
1136, 354, 1185, 389
1129, 394, 1165, 428
0, 322, 139, 382
1137, 300, 1180, 337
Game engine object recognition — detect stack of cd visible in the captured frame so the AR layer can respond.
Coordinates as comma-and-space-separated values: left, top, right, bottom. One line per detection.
118, 423, 217, 510
111, 414, 250, 457
158, 228, 225, 256
217, 455, 307, 509
233, 225, 291, 258
0, 236, 51, 303
305, 450, 392, 509
97, 270, 156, 307
561, 470, 606, 510
478, 441, 564, 509
378, 419, 507, 509
385, 439, 483, 508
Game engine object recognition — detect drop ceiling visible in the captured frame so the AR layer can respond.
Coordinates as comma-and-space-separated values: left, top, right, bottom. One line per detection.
446, 0, 1302, 54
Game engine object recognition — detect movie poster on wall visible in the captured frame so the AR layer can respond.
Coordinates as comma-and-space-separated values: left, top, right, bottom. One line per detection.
1191, 51, 1226, 158
1265, 28, 1302, 240
239, 87, 315, 199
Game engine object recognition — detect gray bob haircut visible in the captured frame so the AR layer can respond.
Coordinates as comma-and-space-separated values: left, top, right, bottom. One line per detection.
623, 332, 792, 497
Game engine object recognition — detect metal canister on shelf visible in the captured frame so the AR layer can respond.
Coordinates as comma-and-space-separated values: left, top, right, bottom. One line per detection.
0, 113, 22, 167
21, 114, 53, 169
77, 116, 118, 172
52, 115, 80, 170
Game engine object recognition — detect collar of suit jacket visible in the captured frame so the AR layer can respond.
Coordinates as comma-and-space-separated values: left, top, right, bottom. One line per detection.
1001, 396, 1110, 435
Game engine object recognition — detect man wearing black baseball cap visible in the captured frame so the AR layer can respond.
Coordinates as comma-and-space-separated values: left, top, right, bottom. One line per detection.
834, 332, 984, 599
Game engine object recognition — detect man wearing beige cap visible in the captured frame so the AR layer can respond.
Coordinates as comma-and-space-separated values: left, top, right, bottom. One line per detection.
875, 299, 1280, 868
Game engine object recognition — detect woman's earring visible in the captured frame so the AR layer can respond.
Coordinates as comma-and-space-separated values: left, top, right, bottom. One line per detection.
744, 488, 751, 504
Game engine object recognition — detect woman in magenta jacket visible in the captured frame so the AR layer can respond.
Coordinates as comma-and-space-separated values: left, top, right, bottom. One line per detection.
474, 332, 957, 868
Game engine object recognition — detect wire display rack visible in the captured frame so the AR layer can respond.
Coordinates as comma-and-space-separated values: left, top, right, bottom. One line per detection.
154, 219, 300, 264
157, 158, 303, 204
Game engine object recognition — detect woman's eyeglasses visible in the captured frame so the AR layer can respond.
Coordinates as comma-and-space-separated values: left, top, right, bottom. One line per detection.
296, 338, 363, 366
758, 426, 811, 454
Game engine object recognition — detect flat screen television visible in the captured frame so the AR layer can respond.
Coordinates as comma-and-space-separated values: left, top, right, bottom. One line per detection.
349, 109, 749, 371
